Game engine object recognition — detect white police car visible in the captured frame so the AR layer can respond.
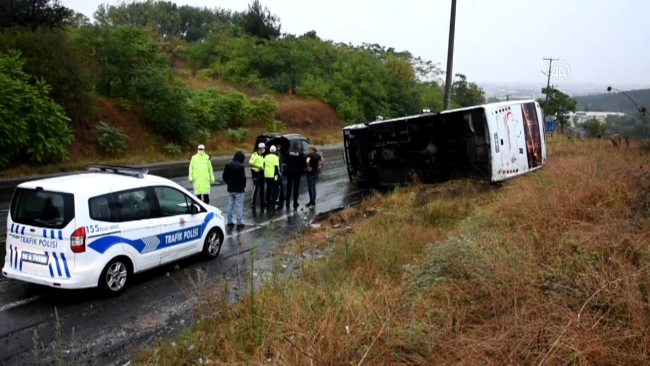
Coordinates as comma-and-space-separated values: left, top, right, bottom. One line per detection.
2, 165, 225, 296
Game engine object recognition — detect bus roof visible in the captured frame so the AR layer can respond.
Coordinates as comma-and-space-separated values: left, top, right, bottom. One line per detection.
343, 99, 539, 130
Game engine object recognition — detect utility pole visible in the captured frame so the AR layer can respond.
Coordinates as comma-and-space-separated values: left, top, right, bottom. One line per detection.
541, 57, 558, 122
443, 0, 457, 110
506, 95, 510, 101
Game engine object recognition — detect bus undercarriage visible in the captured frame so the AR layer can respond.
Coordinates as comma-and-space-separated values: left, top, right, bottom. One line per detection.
343, 108, 492, 188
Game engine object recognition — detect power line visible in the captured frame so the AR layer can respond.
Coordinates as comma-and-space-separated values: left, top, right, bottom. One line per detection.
541, 57, 559, 122
442, 0, 457, 110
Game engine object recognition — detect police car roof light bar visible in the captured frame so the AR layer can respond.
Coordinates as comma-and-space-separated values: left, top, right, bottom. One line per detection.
86, 164, 149, 178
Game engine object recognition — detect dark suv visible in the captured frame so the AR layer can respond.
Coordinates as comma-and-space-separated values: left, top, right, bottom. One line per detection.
253, 133, 315, 175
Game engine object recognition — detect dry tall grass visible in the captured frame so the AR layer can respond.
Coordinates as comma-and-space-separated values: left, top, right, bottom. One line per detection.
135, 139, 650, 366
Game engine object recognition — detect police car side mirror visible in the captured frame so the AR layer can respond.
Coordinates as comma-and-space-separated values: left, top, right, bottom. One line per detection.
191, 203, 200, 215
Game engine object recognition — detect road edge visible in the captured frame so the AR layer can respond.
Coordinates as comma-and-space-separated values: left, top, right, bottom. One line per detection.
0, 143, 344, 195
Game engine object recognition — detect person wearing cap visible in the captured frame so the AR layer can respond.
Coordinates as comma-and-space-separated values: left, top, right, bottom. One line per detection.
249, 142, 266, 209
284, 140, 306, 209
264, 145, 280, 207
189, 144, 215, 204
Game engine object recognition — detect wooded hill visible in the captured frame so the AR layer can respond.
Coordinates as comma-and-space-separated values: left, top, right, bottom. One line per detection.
0, 0, 486, 174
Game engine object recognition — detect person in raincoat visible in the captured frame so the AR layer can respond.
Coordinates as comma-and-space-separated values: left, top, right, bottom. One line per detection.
264, 145, 280, 207
189, 144, 215, 204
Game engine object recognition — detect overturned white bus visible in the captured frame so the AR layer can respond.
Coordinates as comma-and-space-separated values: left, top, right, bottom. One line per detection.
342, 100, 547, 188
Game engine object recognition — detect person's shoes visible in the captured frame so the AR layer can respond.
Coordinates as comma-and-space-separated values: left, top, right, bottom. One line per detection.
236, 223, 245, 229
306, 202, 315, 208
285, 201, 290, 208
227, 223, 235, 228
293, 202, 299, 209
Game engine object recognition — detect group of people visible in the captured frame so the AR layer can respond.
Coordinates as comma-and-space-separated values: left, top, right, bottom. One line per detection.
188, 142, 324, 229
248, 141, 324, 211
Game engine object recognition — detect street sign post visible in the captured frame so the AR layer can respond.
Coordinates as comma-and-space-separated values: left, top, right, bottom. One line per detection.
545, 121, 556, 133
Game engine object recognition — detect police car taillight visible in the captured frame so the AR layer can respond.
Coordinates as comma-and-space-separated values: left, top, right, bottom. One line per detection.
71, 227, 86, 253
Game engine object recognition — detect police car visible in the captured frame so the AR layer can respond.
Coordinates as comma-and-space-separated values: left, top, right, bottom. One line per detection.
2, 165, 226, 296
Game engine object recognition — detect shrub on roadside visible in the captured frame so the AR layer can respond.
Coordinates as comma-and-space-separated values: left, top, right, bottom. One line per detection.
265, 119, 285, 132
96, 121, 130, 156
222, 88, 253, 128
194, 128, 211, 145
164, 143, 181, 155
250, 94, 279, 125
227, 127, 249, 143
184, 87, 227, 131
0, 50, 74, 167
134, 68, 194, 141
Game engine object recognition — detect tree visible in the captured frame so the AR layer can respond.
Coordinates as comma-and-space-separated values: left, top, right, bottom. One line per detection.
0, 27, 97, 129
240, 0, 281, 40
0, 0, 72, 29
84, 24, 167, 99
452, 74, 486, 107
0, 50, 73, 167
582, 117, 607, 138
605, 113, 646, 138
63, 10, 90, 28
537, 87, 577, 134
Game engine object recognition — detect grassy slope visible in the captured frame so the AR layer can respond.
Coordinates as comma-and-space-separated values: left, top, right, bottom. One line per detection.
0, 62, 344, 179
135, 138, 650, 365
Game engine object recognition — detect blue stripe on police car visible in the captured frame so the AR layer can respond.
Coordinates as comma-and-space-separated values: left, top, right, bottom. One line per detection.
87, 213, 215, 255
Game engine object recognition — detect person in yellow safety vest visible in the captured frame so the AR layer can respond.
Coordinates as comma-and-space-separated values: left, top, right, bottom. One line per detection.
189, 144, 215, 204
249, 143, 266, 209
264, 145, 280, 207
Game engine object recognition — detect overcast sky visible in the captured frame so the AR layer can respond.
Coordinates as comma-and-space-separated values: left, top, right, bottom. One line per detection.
64, 0, 649, 86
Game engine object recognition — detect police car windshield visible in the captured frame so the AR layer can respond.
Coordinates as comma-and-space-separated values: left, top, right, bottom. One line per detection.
10, 188, 75, 229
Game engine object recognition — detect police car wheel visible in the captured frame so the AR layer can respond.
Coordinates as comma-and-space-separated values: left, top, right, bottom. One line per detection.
203, 228, 223, 259
99, 257, 130, 296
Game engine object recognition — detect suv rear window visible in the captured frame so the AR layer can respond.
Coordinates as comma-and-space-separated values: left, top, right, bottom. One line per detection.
10, 188, 75, 229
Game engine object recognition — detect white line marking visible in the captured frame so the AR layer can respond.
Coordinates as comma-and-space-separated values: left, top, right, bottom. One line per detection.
0, 295, 43, 312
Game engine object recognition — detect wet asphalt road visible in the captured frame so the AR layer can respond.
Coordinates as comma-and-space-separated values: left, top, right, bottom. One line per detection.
0, 148, 367, 365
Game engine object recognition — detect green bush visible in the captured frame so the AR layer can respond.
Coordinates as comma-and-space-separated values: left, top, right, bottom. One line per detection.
0, 50, 74, 167
85, 24, 168, 100
222, 88, 253, 128
96, 121, 130, 156
134, 67, 194, 141
0, 27, 97, 128
265, 120, 285, 133
184, 87, 227, 131
195, 128, 211, 144
227, 127, 249, 143
164, 143, 182, 155
250, 94, 279, 125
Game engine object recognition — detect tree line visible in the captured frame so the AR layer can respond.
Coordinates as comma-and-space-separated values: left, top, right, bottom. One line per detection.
0, 0, 486, 168
538, 86, 647, 138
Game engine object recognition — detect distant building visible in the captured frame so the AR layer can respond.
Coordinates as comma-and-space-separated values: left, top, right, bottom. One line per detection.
548, 111, 625, 126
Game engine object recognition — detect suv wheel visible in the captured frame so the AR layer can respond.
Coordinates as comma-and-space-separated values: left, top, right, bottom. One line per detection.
99, 257, 130, 297
203, 228, 223, 259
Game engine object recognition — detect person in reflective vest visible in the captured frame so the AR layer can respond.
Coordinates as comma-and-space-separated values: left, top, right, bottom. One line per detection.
189, 144, 215, 204
249, 143, 266, 209
264, 145, 280, 207
275, 143, 287, 204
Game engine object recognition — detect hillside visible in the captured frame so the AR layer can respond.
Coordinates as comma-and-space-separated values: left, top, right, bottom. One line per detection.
574, 88, 650, 112
0, 0, 486, 178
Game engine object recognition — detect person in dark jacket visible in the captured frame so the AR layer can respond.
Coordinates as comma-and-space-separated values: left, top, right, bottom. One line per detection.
305, 145, 324, 208
222, 150, 247, 228
284, 141, 306, 208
